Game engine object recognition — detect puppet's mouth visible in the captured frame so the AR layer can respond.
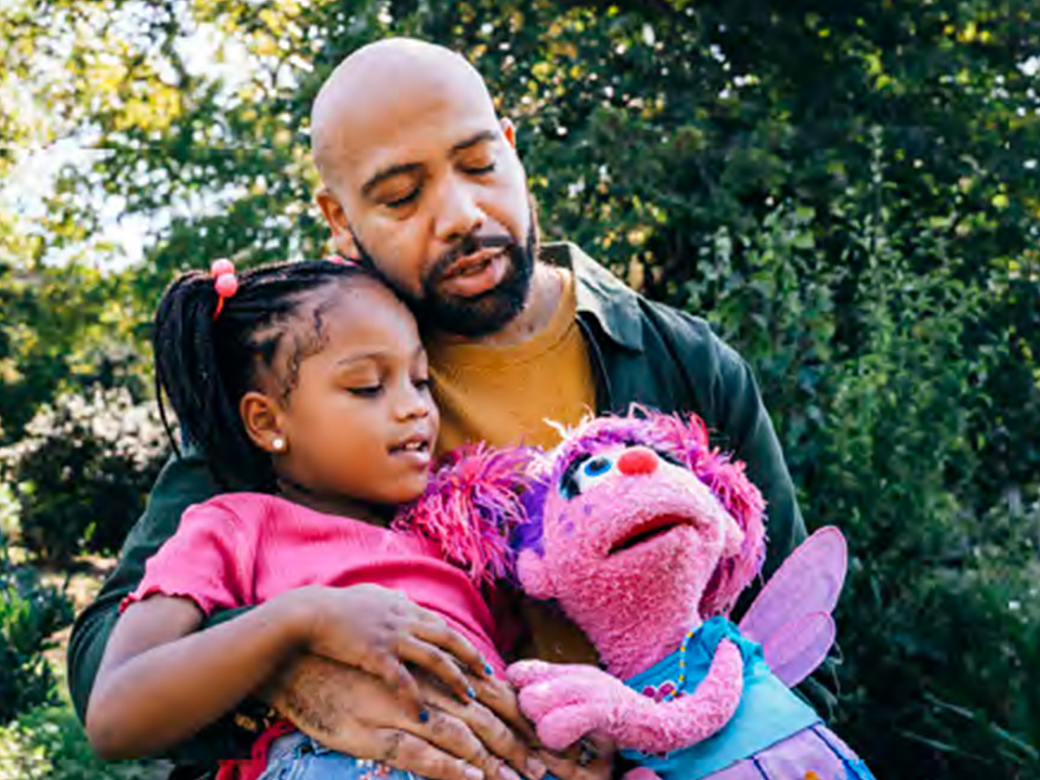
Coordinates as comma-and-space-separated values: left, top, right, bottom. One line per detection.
608, 514, 690, 555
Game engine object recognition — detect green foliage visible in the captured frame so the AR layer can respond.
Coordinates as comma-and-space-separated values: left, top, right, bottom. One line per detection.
1, 388, 169, 564
691, 132, 1035, 773
808, 227, 1034, 774
0, 0, 1036, 777
0, 702, 164, 779
0, 484, 18, 541
0, 543, 73, 725
684, 203, 836, 462
0, 260, 150, 445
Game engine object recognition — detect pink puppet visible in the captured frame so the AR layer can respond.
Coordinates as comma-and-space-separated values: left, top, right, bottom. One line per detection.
506, 409, 877, 780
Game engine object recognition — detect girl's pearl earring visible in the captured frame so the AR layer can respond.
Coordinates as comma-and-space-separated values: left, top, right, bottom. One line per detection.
272, 437, 286, 453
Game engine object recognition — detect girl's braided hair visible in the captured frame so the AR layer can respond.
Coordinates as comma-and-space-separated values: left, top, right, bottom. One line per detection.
153, 258, 371, 490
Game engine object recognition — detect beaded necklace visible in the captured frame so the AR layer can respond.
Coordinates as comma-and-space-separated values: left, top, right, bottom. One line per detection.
660, 626, 698, 702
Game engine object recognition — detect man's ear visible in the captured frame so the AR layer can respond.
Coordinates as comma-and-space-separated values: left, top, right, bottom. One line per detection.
240, 391, 286, 454
516, 549, 555, 600
500, 117, 516, 148
315, 187, 359, 259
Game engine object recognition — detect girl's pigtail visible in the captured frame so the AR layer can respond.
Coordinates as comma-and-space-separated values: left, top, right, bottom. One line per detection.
153, 272, 269, 488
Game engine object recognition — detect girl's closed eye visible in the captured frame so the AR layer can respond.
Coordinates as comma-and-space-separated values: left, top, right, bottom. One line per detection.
348, 384, 383, 398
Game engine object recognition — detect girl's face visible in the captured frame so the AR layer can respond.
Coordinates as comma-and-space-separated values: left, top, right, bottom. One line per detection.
258, 276, 439, 508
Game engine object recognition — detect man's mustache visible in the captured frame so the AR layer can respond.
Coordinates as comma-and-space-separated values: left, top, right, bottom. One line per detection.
428, 233, 517, 282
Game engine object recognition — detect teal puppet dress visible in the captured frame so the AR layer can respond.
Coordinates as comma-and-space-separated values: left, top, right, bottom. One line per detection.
621, 617, 876, 780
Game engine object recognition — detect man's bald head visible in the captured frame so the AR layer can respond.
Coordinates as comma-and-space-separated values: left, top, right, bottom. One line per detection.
309, 37, 537, 339
310, 37, 499, 196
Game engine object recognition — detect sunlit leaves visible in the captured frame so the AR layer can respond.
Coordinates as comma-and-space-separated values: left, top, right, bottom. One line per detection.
0, 3, 1036, 772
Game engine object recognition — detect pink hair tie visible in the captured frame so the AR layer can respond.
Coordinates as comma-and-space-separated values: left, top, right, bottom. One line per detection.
210, 258, 239, 320
325, 254, 357, 267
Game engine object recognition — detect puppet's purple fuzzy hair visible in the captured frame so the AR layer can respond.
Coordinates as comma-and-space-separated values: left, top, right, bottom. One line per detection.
394, 444, 534, 586
524, 406, 767, 616
513, 474, 551, 557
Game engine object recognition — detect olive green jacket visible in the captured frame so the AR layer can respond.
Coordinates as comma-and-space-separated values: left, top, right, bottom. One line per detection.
66, 243, 809, 769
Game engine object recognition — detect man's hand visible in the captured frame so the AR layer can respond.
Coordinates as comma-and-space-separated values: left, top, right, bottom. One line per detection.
465, 674, 614, 780
266, 655, 547, 780
288, 584, 491, 718
538, 735, 614, 780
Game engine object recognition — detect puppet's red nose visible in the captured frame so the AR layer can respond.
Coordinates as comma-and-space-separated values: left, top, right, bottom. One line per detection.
617, 447, 658, 476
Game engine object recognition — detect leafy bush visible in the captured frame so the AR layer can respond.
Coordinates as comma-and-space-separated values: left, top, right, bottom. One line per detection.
0, 483, 18, 542
0, 388, 169, 564
0, 540, 73, 725
683, 204, 837, 465
1, 1, 1036, 776
680, 174, 1037, 777
811, 254, 1036, 776
0, 702, 165, 779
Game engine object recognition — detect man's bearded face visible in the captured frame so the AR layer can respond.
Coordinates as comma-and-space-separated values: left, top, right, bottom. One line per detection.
353, 213, 537, 338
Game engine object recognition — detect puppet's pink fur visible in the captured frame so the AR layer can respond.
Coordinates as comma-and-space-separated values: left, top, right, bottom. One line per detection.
509, 408, 768, 754
510, 640, 745, 753
537, 407, 766, 617
517, 408, 767, 677
518, 459, 744, 677
394, 444, 531, 585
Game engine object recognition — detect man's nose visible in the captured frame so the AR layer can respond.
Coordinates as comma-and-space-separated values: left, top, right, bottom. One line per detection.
616, 447, 659, 476
434, 177, 484, 244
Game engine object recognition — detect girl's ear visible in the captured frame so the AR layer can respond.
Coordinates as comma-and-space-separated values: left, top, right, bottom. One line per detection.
516, 549, 555, 600
240, 391, 286, 454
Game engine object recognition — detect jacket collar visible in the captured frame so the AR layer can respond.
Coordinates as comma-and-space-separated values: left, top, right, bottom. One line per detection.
540, 242, 644, 352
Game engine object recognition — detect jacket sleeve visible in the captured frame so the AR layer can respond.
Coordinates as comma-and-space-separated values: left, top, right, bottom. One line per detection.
66, 448, 259, 765
657, 309, 807, 576
703, 332, 808, 574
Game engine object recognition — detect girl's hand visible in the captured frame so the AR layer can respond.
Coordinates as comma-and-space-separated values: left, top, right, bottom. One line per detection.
289, 583, 492, 718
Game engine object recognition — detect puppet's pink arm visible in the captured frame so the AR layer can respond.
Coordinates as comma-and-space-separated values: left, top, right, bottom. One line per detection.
595, 638, 744, 754
621, 769, 660, 780
518, 640, 744, 753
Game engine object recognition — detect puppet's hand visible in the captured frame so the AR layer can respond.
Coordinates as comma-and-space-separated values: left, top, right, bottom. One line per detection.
508, 662, 638, 751
507, 659, 586, 688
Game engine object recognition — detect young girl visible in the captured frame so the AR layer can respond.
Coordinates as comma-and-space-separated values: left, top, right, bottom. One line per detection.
84, 258, 536, 780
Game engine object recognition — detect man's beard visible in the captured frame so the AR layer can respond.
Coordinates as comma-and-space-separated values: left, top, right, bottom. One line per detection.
352, 219, 537, 338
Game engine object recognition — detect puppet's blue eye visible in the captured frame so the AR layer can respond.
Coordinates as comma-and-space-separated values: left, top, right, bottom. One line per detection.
571, 455, 616, 494
559, 453, 618, 499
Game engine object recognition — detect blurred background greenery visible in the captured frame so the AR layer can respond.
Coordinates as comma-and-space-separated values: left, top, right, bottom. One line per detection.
0, 1, 1036, 778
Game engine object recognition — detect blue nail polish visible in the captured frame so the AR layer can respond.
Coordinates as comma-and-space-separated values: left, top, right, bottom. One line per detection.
419, 710, 430, 723
466, 685, 477, 699
484, 662, 494, 675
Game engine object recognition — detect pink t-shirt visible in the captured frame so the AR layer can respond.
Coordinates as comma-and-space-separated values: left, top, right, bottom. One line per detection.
124, 492, 506, 673
123, 492, 508, 780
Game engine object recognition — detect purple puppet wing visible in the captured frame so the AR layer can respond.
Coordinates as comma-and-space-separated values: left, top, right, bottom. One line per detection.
738, 526, 847, 686
760, 612, 836, 688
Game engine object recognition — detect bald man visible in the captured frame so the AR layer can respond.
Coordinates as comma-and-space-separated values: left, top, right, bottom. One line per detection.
69, 38, 808, 780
